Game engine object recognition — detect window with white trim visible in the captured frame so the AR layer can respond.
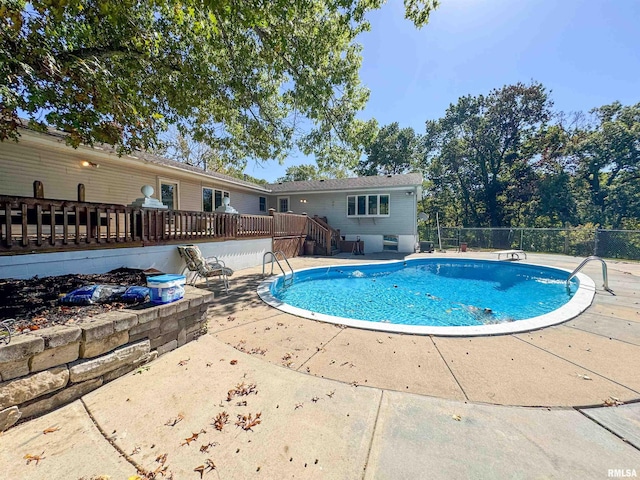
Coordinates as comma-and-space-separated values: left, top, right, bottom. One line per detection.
160, 181, 179, 210
203, 187, 230, 212
278, 196, 290, 213
347, 194, 390, 217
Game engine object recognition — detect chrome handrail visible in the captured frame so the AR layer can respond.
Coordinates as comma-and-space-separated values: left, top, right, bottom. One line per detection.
567, 256, 613, 294
262, 250, 294, 286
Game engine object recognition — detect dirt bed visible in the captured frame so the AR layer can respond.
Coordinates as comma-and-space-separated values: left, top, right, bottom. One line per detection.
0, 268, 148, 333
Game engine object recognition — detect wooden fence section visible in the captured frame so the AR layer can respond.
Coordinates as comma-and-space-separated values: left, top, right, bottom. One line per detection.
271, 212, 308, 258
271, 212, 308, 237
0, 196, 275, 254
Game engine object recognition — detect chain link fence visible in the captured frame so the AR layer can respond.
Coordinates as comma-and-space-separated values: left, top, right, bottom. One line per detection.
419, 226, 640, 260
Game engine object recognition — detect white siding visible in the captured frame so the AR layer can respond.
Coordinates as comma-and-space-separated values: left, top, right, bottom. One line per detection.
0, 137, 267, 214
281, 190, 417, 236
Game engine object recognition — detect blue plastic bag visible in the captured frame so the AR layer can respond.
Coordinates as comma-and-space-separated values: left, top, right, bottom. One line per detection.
60, 285, 126, 305
121, 286, 150, 303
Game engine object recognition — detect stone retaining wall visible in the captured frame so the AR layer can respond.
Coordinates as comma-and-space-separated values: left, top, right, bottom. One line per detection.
0, 286, 212, 431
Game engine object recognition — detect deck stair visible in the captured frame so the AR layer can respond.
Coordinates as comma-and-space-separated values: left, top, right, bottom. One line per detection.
307, 215, 341, 256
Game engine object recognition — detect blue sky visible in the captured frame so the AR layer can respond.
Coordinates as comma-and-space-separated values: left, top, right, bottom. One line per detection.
247, 0, 640, 182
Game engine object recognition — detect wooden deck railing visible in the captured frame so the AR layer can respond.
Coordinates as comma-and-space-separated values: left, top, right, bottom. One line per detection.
0, 196, 346, 256
0, 196, 276, 254
271, 212, 308, 238
307, 216, 330, 255
310, 215, 341, 255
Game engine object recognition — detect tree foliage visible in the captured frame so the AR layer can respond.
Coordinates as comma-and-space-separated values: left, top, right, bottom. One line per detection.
422, 82, 552, 227
571, 102, 640, 229
419, 83, 640, 230
356, 122, 419, 176
276, 164, 324, 182
1, 0, 439, 166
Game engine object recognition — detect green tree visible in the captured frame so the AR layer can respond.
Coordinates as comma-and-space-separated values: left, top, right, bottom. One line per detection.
356, 122, 419, 176
571, 102, 640, 228
277, 164, 324, 182
1, 0, 439, 165
155, 129, 252, 176
524, 122, 578, 226
421, 82, 553, 227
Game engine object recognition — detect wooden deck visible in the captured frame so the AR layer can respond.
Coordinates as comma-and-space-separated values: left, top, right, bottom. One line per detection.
0, 196, 334, 256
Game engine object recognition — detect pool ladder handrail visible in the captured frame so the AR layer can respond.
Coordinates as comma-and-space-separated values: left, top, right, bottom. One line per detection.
567, 256, 614, 294
262, 250, 294, 287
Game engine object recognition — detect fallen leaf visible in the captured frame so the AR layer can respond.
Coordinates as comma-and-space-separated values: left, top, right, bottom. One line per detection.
236, 412, 262, 431
181, 430, 206, 446
24, 452, 45, 465
213, 411, 229, 431
194, 465, 206, 479
226, 382, 257, 402
230, 359, 238, 365
164, 413, 184, 427
452, 414, 462, 421
178, 358, 190, 366
42, 426, 60, 434
200, 442, 218, 453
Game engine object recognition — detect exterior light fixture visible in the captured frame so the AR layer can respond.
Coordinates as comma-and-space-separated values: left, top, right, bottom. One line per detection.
81, 160, 99, 168
300, 199, 307, 203
405, 191, 414, 196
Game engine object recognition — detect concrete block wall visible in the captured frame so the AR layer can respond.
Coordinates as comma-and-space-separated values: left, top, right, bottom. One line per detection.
0, 286, 212, 431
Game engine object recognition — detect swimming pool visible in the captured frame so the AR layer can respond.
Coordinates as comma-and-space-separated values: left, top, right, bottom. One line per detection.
257, 259, 596, 336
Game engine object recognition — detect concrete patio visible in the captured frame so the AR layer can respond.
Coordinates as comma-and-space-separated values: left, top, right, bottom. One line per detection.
210, 251, 640, 407
1, 252, 639, 479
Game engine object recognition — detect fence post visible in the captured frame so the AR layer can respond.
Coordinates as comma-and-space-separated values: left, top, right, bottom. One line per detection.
594, 228, 599, 256
520, 229, 523, 250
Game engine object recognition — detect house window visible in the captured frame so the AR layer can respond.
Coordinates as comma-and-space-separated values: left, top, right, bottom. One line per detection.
347, 194, 390, 217
383, 235, 399, 251
203, 187, 230, 212
347, 196, 356, 216
278, 196, 289, 212
160, 181, 178, 210
203, 188, 213, 212
357, 195, 366, 215
259, 196, 267, 212
368, 195, 378, 215
380, 195, 390, 215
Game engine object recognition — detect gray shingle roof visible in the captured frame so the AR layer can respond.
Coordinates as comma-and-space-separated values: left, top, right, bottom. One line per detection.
19, 121, 270, 192
17, 122, 423, 194
266, 173, 423, 193
133, 151, 270, 191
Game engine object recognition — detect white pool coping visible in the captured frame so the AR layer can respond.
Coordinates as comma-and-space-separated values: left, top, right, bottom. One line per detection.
257, 260, 597, 337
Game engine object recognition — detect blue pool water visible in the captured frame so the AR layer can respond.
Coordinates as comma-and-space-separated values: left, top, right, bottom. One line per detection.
270, 259, 578, 327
